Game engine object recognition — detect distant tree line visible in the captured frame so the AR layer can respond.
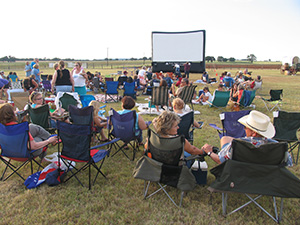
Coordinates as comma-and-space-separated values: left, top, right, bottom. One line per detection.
0, 55, 152, 62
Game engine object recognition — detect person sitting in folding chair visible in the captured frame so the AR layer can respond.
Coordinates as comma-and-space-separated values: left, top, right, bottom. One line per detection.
196, 86, 213, 105
117, 96, 148, 146
26, 91, 67, 128
88, 100, 109, 142
204, 110, 293, 166
172, 98, 201, 128
149, 111, 211, 156
0, 103, 57, 158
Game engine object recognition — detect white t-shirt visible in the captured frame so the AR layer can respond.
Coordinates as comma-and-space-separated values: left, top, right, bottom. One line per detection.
202, 92, 213, 105
73, 69, 86, 87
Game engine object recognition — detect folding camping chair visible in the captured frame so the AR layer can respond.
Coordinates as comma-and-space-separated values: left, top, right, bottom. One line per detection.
92, 77, 105, 93
0, 122, 45, 181
238, 90, 256, 108
108, 108, 140, 161
42, 80, 52, 94
133, 129, 197, 207
28, 104, 56, 133
105, 81, 119, 102
56, 121, 119, 189
207, 91, 230, 108
273, 111, 300, 164
208, 139, 300, 223
261, 89, 283, 111
178, 85, 197, 110
123, 82, 136, 99
55, 92, 81, 111
149, 86, 169, 114
209, 110, 250, 139
177, 111, 203, 144
79, 94, 96, 108
10, 91, 29, 110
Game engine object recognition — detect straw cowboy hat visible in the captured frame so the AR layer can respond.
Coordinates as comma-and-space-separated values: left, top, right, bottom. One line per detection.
238, 110, 275, 139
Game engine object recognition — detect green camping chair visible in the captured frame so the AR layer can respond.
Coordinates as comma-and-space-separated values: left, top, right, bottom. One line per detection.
207, 91, 230, 108
178, 85, 197, 110
208, 139, 300, 223
56, 92, 80, 111
273, 111, 300, 164
238, 90, 256, 108
133, 129, 197, 207
28, 104, 56, 133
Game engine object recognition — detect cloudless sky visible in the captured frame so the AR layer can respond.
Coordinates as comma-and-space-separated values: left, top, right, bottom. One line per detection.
1, 0, 300, 62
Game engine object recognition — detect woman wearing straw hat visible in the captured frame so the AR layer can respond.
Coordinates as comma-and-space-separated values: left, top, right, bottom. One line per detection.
203, 110, 292, 166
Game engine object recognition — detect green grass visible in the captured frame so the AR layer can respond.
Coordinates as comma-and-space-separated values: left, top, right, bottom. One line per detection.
0, 68, 300, 224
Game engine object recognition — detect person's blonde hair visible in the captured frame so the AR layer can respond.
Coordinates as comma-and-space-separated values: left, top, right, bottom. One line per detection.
155, 111, 180, 136
53, 63, 59, 70
33, 64, 39, 69
89, 100, 100, 117
29, 91, 43, 103
172, 98, 184, 110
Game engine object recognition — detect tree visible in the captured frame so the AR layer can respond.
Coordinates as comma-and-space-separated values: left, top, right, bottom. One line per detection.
217, 56, 224, 62
229, 57, 236, 62
205, 56, 215, 62
247, 54, 257, 63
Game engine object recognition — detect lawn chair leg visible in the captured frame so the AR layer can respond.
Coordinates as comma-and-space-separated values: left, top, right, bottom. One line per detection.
222, 193, 227, 216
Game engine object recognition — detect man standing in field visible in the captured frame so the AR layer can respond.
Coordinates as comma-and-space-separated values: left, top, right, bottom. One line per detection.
184, 62, 191, 78
25, 61, 31, 77
30, 58, 39, 69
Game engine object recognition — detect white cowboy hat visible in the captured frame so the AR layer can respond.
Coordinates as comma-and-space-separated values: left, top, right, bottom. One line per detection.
238, 110, 275, 139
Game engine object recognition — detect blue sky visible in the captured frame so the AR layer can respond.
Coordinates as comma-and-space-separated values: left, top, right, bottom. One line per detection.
1, 0, 299, 62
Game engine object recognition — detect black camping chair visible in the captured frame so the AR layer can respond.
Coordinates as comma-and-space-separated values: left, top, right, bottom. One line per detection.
177, 111, 203, 144
209, 139, 300, 223
133, 129, 200, 207
261, 89, 283, 111
273, 110, 300, 164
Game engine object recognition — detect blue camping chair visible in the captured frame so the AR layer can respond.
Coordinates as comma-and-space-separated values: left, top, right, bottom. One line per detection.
209, 110, 251, 139
123, 82, 136, 99
79, 95, 106, 117
105, 81, 119, 102
108, 108, 140, 161
0, 122, 45, 181
57, 121, 119, 189
42, 80, 52, 93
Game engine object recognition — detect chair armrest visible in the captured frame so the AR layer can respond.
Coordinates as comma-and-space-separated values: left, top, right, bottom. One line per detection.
209, 123, 223, 131
194, 121, 204, 129
90, 138, 120, 150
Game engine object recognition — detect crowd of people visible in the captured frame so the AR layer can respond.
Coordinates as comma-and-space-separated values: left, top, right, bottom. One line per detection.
0, 60, 293, 182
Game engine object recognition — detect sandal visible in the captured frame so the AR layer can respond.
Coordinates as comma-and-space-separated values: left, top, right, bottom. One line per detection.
100, 138, 111, 142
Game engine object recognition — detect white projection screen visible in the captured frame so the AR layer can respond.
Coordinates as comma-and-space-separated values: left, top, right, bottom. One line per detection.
152, 30, 206, 73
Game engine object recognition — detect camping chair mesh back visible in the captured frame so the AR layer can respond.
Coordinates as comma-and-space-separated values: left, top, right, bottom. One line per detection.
208, 91, 230, 108
108, 109, 138, 160
123, 82, 136, 99
28, 104, 53, 132
262, 89, 283, 111
0, 122, 43, 181
178, 85, 197, 110
209, 110, 250, 139
133, 129, 196, 207
177, 111, 194, 144
68, 105, 93, 126
149, 130, 184, 166
209, 139, 300, 223
105, 81, 119, 102
57, 121, 113, 189
273, 111, 300, 164
79, 95, 96, 108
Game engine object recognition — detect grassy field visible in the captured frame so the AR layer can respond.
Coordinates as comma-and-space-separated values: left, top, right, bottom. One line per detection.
0, 67, 300, 224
